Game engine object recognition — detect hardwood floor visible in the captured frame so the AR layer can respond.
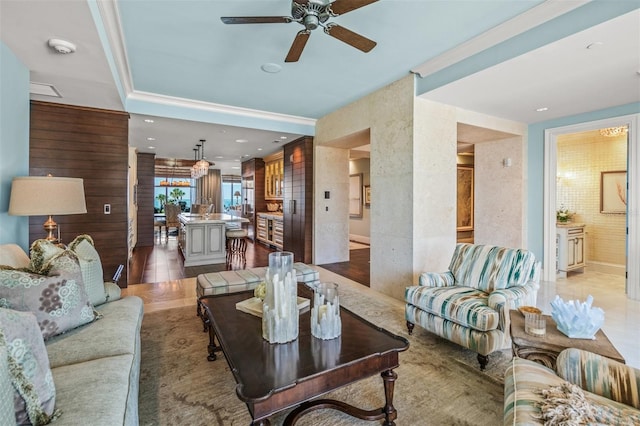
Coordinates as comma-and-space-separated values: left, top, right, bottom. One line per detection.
127, 235, 370, 286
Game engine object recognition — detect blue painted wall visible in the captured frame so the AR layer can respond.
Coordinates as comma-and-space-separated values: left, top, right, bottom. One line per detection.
0, 41, 30, 249
527, 102, 640, 260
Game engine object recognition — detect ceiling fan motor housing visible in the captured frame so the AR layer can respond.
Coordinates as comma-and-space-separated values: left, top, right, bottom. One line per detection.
292, 0, 331, 30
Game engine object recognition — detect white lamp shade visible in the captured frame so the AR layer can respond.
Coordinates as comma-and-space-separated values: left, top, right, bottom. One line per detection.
9, 176, 87, 216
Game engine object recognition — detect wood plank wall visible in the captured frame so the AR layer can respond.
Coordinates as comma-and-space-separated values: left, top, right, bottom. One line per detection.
136, 153, 156, 247
29, 101, 130, 287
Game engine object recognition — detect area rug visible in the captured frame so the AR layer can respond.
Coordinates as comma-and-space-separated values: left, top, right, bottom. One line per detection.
139, 279, 509, 425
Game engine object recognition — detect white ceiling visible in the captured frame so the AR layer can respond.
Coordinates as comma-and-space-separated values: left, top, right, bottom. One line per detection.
1, 1, 638, 175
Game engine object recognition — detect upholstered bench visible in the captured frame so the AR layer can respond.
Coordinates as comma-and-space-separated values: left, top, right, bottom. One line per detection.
196, 263, 320, 329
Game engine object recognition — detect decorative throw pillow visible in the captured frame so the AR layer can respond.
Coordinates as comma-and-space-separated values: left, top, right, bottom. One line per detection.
537, 382, 640, 426
0, 308, 60, 425
67, 235, 107, 306
27, 240, 64, 275
0, 250, 97, 340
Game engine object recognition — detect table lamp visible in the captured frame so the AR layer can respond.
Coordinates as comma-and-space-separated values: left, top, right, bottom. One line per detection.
234, 190, 241, 205
9, 175, 87, 243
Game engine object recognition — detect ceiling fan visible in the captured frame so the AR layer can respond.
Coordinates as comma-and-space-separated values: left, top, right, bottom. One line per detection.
221, 0, 378, 62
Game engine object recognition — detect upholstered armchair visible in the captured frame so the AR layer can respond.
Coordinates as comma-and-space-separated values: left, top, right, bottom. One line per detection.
405, 243, 540, 369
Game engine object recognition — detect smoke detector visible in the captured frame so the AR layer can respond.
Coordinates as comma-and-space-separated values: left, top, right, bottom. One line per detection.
48, 39, 76, 54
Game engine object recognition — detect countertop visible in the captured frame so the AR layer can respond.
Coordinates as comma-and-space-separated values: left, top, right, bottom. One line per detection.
179, 213, 248, 224
556, 222, 585, 228
257, 212, 283, 218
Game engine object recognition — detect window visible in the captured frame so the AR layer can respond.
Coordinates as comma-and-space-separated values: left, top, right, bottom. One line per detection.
221, 175, 242, 212
154, 177, 195, 213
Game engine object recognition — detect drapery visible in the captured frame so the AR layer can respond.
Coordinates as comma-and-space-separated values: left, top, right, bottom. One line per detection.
196, 169, 222, 213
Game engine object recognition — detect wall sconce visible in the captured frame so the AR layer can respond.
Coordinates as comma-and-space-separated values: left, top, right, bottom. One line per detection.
502, 158, 512, 168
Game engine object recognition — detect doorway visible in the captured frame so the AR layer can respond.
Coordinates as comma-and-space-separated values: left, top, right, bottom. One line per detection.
543, 114, 639, 300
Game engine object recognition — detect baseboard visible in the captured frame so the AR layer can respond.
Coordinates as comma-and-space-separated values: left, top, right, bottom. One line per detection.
349, 234, 370, 244
586, 261, 626, 277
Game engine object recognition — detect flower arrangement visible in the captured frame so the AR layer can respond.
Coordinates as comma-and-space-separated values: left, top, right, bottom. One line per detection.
254, 281, 266, 300
556, 205, 573, 223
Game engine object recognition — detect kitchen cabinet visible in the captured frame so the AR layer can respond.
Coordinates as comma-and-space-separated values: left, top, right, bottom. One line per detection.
178, 213, 248, 266
241, 158, 265, 241
256, 213, 283, 249
557, 224, 586, 278
264, 151, 284, 200
283, 136, 313, 263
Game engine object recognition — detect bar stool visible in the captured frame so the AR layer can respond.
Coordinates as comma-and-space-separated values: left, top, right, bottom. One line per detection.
225, 227, 248, 265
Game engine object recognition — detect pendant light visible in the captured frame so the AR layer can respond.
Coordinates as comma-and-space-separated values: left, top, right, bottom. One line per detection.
191, 147, 200, 179
195, 139, 211, 178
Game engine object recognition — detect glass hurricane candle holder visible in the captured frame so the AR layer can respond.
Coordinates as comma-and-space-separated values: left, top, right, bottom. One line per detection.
262, 251, 298, 344
311, 282, 341, 340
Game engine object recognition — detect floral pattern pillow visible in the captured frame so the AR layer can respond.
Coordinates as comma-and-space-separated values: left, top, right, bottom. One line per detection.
0, 308, 60, 425
0, 250, 97, 340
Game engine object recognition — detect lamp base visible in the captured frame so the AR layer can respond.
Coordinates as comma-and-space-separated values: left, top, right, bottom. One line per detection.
43, 215, 59, 244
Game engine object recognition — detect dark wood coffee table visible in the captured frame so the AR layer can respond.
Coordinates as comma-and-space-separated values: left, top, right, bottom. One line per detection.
509, 310, 625, 370
200, 284, 409, 426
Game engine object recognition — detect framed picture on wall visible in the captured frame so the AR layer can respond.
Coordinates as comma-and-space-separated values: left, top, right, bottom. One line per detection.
457, 165, 474, 231
349, 173, 363, 218
600, 170, 627, 214
363, 185, 371, 206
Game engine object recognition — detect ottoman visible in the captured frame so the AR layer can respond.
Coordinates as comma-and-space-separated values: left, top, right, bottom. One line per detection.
196, 263, 320, 329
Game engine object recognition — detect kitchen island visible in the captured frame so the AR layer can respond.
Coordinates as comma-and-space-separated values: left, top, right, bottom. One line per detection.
178, 213, 249, 266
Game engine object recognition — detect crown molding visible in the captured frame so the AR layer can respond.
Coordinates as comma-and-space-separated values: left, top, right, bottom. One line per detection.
127, 90, 317, 127
94, 0, 134, 96
411, 0, 588, 78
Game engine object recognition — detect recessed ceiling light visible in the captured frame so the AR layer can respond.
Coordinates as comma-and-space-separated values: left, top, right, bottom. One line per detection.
257, 148, 263, 151
536, 107, 548, 112
215, 156, 224, 159
147, 146, 155, 149
236, 139, 248, 143
280, 136, 287, 139
261, 63, 282, 73
244, 154, 250, 157
147, 137, 156, 141
234, 159, 240, 162
232, 166, 241, 170
144, 119, 154, 123
586, 42, 603, 49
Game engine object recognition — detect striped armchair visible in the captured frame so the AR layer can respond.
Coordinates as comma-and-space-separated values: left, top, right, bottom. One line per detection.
405, 243, 540, 369
504, 348, 640, 424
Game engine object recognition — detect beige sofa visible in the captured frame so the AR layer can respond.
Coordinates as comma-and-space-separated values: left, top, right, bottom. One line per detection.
0, 242, 143, 425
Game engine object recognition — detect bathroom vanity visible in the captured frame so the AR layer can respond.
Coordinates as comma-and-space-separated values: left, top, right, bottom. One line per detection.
556, 223, 586, 278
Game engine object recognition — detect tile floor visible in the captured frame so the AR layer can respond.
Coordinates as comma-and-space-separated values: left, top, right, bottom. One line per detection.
537, 270, 639, 368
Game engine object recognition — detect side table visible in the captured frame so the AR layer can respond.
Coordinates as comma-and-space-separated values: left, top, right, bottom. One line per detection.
509, 310, 625, 370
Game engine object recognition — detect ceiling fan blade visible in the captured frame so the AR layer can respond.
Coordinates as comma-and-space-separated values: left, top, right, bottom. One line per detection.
285, 30, 311, 62
329, 0, 378, 15
325, 24, 376, 53
221, 16, 291, 24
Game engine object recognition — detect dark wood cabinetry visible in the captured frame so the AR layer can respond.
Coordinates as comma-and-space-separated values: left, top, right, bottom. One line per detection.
241, 158, 265, 241
283, 136, 313, 263
29, 101, 130, 286
136, 153, 156, 247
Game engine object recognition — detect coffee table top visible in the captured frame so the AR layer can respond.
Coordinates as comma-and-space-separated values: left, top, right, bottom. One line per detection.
509, 310, 625, 364
200, 284, 409, 420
